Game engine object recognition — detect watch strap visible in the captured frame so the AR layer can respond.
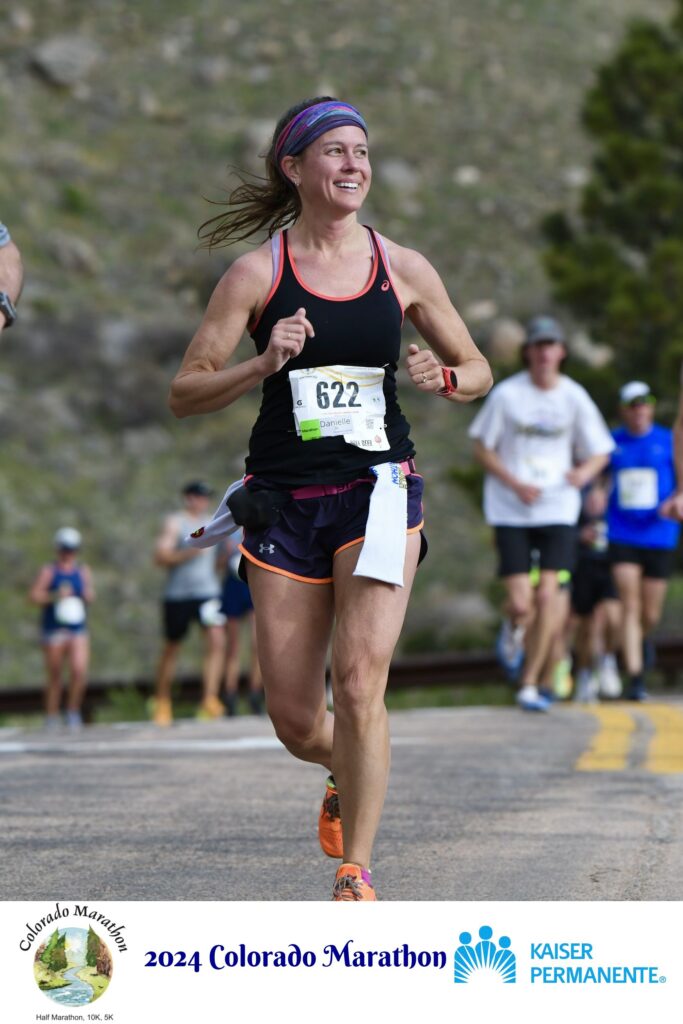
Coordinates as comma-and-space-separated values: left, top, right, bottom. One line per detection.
437, 366, 458, 396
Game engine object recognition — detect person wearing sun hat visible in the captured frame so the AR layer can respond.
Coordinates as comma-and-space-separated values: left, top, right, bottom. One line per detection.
607, 381, 680, 700
29, 527, 95, 730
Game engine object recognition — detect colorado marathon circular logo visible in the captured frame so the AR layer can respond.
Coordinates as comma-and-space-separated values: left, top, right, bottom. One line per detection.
34, 926, 112, 1006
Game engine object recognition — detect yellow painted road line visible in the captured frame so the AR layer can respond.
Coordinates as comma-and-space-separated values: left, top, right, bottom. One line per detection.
640, 704, 683, 775
575, 705, 636, 772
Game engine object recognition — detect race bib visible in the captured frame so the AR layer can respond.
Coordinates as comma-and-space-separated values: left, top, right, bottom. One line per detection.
519, 455, 564, 489
617, 468, 658, 510
289, 364, 389, 451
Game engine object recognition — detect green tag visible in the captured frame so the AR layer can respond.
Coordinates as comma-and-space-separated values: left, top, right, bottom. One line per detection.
300, 419, 322, 441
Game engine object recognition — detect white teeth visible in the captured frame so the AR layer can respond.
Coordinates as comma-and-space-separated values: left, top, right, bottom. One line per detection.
335, 182, 358, 189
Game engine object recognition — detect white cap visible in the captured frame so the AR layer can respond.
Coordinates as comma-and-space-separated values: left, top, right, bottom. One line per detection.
619, 381, 651, 404
54, 527, 82, 550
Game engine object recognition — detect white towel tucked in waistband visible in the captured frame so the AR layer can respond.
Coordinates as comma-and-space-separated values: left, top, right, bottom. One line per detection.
185, 478, 243, 548
353, 462, 408, 587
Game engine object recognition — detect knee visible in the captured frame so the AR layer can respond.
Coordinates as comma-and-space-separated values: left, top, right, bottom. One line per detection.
332, 662, 387, 724
508, 594, 531, 622
642, 607, 661, 633
269, 702, 323, 755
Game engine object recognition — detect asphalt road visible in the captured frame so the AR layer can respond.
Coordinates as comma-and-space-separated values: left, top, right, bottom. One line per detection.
2, 699, 682, 901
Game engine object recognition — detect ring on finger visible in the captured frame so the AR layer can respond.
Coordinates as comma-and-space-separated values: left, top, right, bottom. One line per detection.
421, 372, 427, 384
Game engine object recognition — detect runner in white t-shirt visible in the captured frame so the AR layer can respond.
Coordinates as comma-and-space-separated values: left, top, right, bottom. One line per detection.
469, 315, 614, 710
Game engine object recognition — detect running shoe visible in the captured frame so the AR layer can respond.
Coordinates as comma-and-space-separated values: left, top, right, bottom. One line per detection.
627, 677, 648, 702
197, 695, 225, 720
224, 692, 238, 717
65, 709, 83, 731
597, 655, 622, 699
332, 863, 376, 901
574, 668, 599, 704
516, 684, 551, 712
552, 657, 573, 700
319, 775, 343, 858
152, 697, 173, 726
248, 690, 265, 716
496, 619, 526, 680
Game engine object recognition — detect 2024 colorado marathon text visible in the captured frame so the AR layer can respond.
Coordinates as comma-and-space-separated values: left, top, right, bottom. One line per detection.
145, 941, 446, 971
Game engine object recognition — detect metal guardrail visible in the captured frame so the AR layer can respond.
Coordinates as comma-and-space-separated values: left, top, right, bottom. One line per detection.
2, 637, 682, 719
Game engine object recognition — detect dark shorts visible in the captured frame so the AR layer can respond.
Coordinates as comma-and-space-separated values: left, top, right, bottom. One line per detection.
571, 555, 618, 616
495, 524, 578, 578
240, 472, 426, 584
221, 575, 254, 618
163, 598, 215, 642
608, 542, 676, 581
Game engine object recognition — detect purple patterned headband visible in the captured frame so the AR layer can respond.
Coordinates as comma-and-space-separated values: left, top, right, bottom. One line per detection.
275, 100, 368, 172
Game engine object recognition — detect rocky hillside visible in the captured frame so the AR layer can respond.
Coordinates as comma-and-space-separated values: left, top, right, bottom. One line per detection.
0, 0, 673, 685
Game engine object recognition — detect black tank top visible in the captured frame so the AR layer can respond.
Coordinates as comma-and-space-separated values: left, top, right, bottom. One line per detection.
245, 227, 415, 487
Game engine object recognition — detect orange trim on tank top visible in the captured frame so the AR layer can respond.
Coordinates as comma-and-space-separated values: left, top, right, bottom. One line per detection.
248, 235, 286, 334
286, 231, 379, 301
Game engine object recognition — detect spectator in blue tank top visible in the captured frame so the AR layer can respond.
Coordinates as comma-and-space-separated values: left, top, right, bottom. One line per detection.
167, 96, 492, 900
29, 528, 95, 730
607, 382, 680, 700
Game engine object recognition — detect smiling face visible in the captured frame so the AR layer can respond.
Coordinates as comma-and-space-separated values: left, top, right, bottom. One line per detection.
282, 125, 371, 214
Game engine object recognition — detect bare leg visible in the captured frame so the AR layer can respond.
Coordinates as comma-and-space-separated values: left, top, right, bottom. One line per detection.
43, 642, 66, 716
641, 577, 668, 636
201, 624, 226, 702
612, 563, 643, 675
329, 533, 421, 869
66, 634, 90, 713
155, 641, 180, 701
521, 571, 560, 687
246, 564, 335, 766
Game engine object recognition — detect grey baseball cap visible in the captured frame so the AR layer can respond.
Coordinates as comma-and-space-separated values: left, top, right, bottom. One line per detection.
524, 315, 566, 346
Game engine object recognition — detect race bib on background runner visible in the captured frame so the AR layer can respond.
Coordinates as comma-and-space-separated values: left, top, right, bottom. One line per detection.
617, 468, 658, 510
289, 364, 389, 451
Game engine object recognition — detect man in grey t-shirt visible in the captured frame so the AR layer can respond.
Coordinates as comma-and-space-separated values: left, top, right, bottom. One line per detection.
151, 481, 226, 725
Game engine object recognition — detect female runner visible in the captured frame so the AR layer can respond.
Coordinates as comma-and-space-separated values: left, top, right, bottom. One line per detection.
170, 97, 492, 899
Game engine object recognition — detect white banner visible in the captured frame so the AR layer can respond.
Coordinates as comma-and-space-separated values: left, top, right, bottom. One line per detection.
2, 900, 679, 1023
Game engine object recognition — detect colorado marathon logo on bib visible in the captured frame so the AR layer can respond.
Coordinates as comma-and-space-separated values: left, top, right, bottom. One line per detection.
289, 364, 389, 451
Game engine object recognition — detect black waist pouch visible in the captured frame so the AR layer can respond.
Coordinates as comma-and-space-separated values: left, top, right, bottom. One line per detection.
227, 486, 292, 531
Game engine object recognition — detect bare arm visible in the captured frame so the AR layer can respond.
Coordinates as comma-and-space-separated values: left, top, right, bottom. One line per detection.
29, 566, 57, 606
169, 248, 314, 419
389, 244, 493, 402
0, 240, 24, 333
154, 515, 200, 568
660, 380, 683, 519
472, 439, 541, 505
81, 565, 96, 603
566, 452, 610, 490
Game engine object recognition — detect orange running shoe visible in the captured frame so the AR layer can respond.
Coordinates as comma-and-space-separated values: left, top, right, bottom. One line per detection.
152, 697, 173, 727
332, 863, 377, 901
197, 695, 225, 720
318, 776, 343, 858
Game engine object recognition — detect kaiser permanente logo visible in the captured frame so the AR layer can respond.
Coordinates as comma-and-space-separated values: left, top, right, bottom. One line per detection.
453, 925, 667, 987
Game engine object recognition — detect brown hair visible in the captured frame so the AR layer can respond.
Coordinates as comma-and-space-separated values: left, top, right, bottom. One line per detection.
197, 96, 337, 250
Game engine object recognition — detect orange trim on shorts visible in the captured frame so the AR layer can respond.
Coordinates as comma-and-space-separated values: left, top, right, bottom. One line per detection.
239, 543, 333, 585
333, 519, 424, 559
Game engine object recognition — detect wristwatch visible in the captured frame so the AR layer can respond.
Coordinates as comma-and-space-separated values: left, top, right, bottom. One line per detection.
0, 292, 17, 328
437, 366, 458, 396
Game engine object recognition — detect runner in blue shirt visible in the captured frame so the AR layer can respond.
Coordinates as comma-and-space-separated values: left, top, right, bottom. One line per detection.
607, 381, 680, 700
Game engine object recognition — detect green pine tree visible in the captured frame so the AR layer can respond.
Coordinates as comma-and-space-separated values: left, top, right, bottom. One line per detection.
40, 929, 60, 966
542, 1, 683, 403
86, 926, 100, 968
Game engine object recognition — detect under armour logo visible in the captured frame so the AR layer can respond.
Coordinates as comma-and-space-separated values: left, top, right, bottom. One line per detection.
259, 543, 275, 555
